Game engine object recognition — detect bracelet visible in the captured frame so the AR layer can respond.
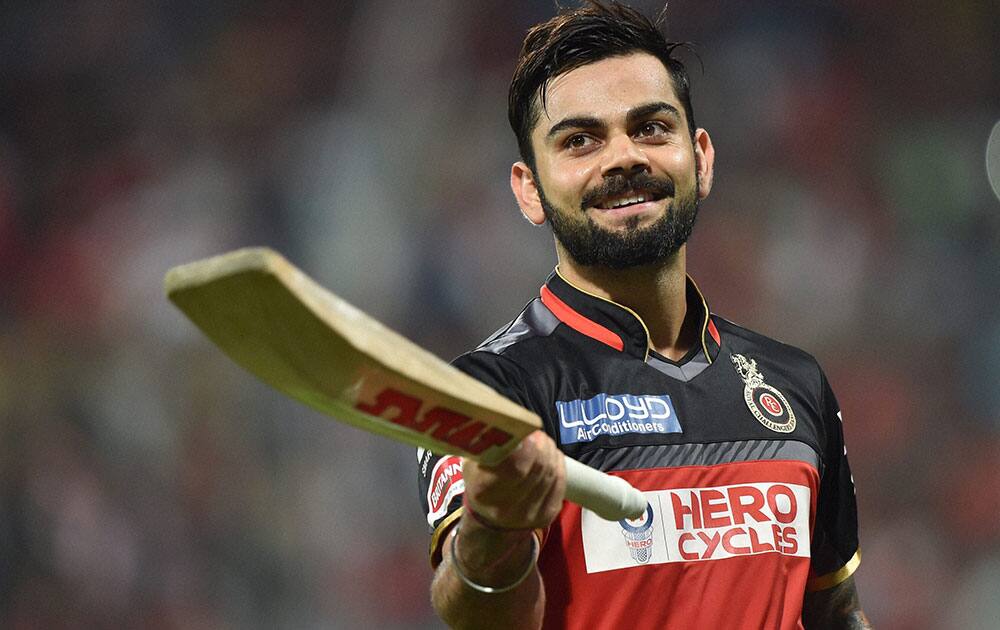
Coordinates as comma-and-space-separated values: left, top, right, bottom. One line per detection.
449, 528, 540, 594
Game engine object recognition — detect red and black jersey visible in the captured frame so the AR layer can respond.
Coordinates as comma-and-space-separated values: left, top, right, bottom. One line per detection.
417, 269, 860, 630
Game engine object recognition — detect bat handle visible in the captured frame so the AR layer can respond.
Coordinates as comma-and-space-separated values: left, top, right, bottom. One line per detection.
563, 456, 647, 521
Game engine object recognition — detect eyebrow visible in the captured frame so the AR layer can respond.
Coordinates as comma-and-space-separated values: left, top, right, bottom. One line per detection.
627, 102, 681, 126
545, 101, 682, 140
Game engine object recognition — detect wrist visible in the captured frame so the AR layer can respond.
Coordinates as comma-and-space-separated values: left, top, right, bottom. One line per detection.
461, 494, 527, 533
449, 525, 539, 594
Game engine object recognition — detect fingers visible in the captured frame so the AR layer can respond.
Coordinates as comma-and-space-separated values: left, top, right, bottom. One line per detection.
462, 431, 565, 531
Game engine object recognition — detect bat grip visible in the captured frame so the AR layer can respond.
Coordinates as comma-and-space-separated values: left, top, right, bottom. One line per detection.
563, 456, 647, 521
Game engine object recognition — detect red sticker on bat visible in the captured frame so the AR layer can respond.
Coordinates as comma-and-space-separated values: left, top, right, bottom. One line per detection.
355, 387, 515, 455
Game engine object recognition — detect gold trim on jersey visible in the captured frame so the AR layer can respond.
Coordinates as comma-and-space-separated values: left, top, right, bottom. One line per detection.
428, 507, 464, 568
553, 266, 652, 362
686, 275, 714, 365
806, 550, 861, 591
553, 266, 716, 365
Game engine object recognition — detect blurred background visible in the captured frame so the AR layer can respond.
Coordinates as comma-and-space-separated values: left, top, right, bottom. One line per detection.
1, 0, 998, 628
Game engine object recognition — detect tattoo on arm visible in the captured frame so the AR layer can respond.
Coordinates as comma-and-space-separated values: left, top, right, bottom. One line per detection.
802, 576, 873, 629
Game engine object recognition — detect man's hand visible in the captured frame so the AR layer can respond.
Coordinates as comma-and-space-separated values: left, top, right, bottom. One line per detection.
461, 429, 567, 531
431, 431, 565, 630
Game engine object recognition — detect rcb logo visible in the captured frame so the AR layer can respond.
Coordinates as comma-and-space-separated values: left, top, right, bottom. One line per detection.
731, 354, 796, 433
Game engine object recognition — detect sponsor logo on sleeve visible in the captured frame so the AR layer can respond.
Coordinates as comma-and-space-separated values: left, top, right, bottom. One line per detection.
581, 482, 811, 573
555, 394, 682, 444
426, 456, 463, 527
417, 447, 432, 476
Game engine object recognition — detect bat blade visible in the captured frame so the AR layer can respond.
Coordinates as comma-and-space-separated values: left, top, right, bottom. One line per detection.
165, 247, 646, 520
165, 247, 536, 464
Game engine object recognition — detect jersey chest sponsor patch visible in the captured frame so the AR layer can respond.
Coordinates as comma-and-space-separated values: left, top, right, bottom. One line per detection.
580, 482, 811, 573
556, 393, 682, 444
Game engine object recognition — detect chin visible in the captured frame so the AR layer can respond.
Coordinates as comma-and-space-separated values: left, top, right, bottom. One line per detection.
597, 210, 664, 232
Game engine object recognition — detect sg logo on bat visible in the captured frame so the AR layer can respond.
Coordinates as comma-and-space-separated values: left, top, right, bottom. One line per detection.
355, 386, 515, 455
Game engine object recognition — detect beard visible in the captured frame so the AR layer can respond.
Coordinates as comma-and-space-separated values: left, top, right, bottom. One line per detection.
537, 172, 700, 269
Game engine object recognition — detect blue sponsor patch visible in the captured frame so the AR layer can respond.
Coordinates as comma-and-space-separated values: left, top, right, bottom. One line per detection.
556, 393, 682, 444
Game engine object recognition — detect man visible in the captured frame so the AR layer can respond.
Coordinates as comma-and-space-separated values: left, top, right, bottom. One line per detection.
417, 2, 870, 628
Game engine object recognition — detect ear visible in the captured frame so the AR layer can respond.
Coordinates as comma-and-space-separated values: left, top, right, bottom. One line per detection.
693, 128, 715, 199
510, 162, 546, 225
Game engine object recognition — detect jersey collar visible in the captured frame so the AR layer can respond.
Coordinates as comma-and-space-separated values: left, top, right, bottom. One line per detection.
539, 267, 722, 365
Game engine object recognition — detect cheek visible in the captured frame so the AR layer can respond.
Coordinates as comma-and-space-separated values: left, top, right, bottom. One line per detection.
543, 160, 598, 198
664, 148, 695, 173
558, 164, 595, 190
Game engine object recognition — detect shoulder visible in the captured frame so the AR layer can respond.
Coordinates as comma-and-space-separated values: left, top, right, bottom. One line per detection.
452, 297, 562, 377
714, 315, 827, 388
715, 316, 820, 367
472, 297, 561, 356
713, 315, 849, 474
448, 297, 561, 408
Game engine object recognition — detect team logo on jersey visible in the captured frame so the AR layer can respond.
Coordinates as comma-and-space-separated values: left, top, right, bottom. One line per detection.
731, 354, 796, 433
555, 394, 682, 444
619, 502, 655, 564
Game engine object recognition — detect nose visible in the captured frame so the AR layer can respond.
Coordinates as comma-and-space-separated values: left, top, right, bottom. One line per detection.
600, 134, 650, 178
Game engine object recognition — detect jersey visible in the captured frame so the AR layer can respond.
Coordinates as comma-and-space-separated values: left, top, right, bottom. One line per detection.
417, 269, 861, 630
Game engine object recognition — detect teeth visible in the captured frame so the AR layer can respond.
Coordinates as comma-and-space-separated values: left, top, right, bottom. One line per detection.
607, 194, 647, 209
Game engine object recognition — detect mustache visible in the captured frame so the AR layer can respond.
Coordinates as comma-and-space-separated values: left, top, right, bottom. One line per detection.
580, 173, 675, 210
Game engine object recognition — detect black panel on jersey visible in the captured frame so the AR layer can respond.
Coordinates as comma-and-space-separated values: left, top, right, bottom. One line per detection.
416, 269, 860, 583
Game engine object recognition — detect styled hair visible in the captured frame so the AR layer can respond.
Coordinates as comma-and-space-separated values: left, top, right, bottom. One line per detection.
508, 1, 696, 169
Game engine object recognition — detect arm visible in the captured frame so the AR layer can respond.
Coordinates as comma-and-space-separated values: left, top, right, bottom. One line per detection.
432, 524, 544, 629
802, 576, 872, 630
804, 366, 869, 629
430, 431, 565, 630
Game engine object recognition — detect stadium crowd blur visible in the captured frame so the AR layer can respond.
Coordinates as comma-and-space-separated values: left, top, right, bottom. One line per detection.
2, 1, 998, 628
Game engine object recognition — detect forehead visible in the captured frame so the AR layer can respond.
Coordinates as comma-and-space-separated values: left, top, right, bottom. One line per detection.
536, 52, 681, 133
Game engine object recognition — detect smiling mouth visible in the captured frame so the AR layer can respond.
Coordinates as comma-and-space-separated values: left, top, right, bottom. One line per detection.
594, 190, 666, 210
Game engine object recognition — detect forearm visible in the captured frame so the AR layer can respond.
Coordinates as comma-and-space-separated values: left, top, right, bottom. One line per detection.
802, 576, 872, 630
431, 432, 563, 629
803, 610, 872, 630
803, 611, 871, 630
431, 523, 545, 630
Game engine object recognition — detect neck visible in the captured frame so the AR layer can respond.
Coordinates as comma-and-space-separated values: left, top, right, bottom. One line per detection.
555, 244, 697, 361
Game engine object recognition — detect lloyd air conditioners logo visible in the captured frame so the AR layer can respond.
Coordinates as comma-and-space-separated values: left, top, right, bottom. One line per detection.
581, 482, 811, 574
731, 354, 796, 434
556, 393, 682, 444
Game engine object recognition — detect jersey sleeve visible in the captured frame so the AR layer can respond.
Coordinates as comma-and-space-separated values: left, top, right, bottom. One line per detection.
806, 369, 861, 590
416, 350, 532, 567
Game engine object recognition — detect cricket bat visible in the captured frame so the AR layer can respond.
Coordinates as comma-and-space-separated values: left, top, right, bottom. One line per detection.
165, 247, 646, 521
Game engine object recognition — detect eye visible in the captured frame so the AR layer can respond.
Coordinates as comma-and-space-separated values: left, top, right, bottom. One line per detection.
565, 134, 596, 151
635, 121, 669, 139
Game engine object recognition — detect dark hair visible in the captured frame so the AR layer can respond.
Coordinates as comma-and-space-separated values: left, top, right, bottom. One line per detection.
508, 1, 696, 169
